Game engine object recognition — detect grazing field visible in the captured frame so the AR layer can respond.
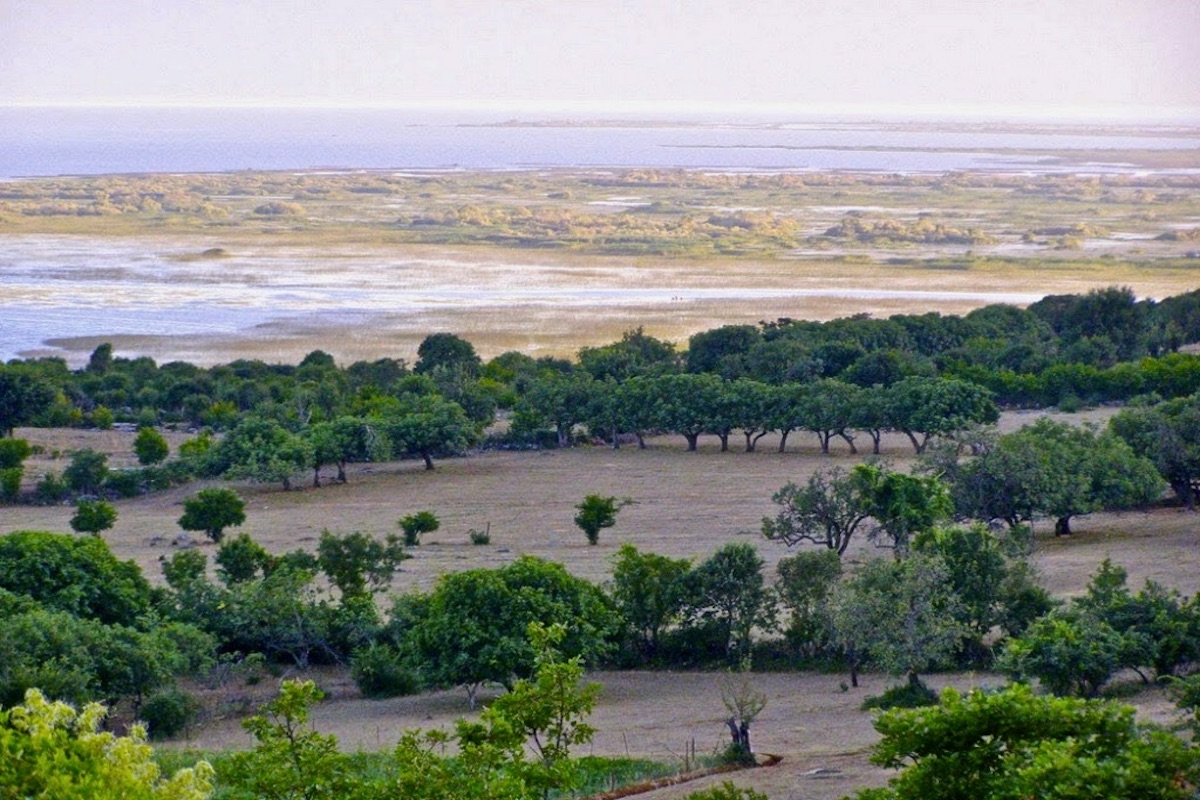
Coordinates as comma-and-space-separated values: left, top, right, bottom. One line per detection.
4, 417, 1196, 799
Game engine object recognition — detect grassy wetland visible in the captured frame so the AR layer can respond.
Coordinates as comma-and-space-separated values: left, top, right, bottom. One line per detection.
3, 165, 1200, 366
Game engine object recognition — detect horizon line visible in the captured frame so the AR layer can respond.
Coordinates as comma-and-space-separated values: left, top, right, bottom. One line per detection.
4, 99, 1200, 125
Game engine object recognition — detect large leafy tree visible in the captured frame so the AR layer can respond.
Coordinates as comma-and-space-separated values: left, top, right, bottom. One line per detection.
212, 416, 312, 490
762, 466, 871, 555
382, 394, 477, 470
884, 376, 999, 454
830, 554, 966, 689
0, 530, 151, 626
1110, 395, 1200, 509
851, 684, 1200, 800
685, 542, 776, 663
609, 544, 692, 662
403, 556, 617, 707
0, 367, 55, 436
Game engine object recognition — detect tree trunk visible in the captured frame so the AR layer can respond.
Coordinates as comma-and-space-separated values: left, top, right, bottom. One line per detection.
312, 467, 321, 488
684, 433, 699, 451
636, 433, 647, 450
1054, 515, 1072, 536
336, 461, 347, 483
837, 430, 857, 454
818, 431, 831, 455
778, 430, 790, 453
904, 431, 924, 454
422, 451, 435, 470
718, 432, 729, 452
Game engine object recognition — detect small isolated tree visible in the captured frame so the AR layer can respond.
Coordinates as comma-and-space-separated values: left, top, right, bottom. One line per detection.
399, 510, 440, 546
179, 488, 246, 543
574, 494, 626, 545
70, 499, 117, 536
132, 426, 170, 466
719, 669, 767, 765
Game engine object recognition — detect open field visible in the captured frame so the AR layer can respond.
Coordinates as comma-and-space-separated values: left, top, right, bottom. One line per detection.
4, 416, 1197, 799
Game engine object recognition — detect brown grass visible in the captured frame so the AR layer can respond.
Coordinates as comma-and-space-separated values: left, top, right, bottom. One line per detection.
5, 419, 1197, 799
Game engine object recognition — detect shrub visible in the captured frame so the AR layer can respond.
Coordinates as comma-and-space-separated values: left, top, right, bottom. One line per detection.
861, 679, 940, 711
0, 466, 22, 501
399, 510, 440, 546
350, 643, 420, 698
104, 469, 144, 498
684, 783, 768, 800
35, 471, 68, 504
468, 525, 491, 545
139, 688, 200, 740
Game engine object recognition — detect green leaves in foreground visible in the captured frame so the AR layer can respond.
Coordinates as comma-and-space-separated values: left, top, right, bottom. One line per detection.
847, 684, 1200, 800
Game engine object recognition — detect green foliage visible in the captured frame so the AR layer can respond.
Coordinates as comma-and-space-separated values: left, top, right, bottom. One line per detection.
91, 405, 115, 430
140, 688, 201, 740
999, 610, 1125, 698
851, 464, 953, 555
850, 684, 1200, 800
775, 549, 842, 657
0, 530, 152, 626
224, 680, 349, 800
350, 643, 420, 699
574, 493, 623, 545
0, 367, 56, 435
683, 783, 768, 800
70, 498, 118, 535
211, 416, 312, 490
64, 448, 110, 495
316, 529, 408, 599
35, 470, 69, 503
0, 436, 32, 468
685, 542, 776, 664
403, 556, 617, 706
134, 426, 170, 465
415, 332, 482, 377
609, 544, 692, 663
831, 554, 967, 686
861, 679, 940, 711
763, 467, 869, 555
0, 465, 21, 501
398, 510, 440, 546
179, 488, 246, 543
215, 533, 272, 584
0, 689, 214, 800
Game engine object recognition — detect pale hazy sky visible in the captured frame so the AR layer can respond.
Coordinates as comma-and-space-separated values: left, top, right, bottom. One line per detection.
2, 0, 1198, 119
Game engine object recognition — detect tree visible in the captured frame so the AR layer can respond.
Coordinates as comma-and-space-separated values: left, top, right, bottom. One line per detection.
852, 463, 953, 556
573, 494, 624, 545
0, 689, 214, 800
850, 684, 1200, 800
1110, 395, 1200, 508
0, 530, 152, 626
212, 417, 312, 490
762, 467, 871, 555
399, 510, 440, 546
70, 499, 117, 535
797, 379, 862, 454
316, 529, 407, 599
577, 327, 678, 382
404, 556, 617, 707
224, 680, 348, 800
999, 609, 1126, 698
830, 554, 966, 690
383, 394, 477, 470
415, 332, 483, 377
775, 549, 842, 657
64, 448, 109, 495
883, 377, 999, 454
133, 426, 170, 466
685, 543, 776, 663
609, 544, 692, 662
0, 367, 55, 436
178, 488, 246, 543
686, 324, 762, 376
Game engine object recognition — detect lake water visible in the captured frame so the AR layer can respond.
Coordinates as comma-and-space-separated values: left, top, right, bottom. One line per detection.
3, 107, 1200, 177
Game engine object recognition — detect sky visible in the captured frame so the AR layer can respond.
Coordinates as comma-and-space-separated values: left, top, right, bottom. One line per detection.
2, 0, 1199, 120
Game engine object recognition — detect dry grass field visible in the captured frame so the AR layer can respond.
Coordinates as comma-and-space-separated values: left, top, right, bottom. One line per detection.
4, 414, 1197, 799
